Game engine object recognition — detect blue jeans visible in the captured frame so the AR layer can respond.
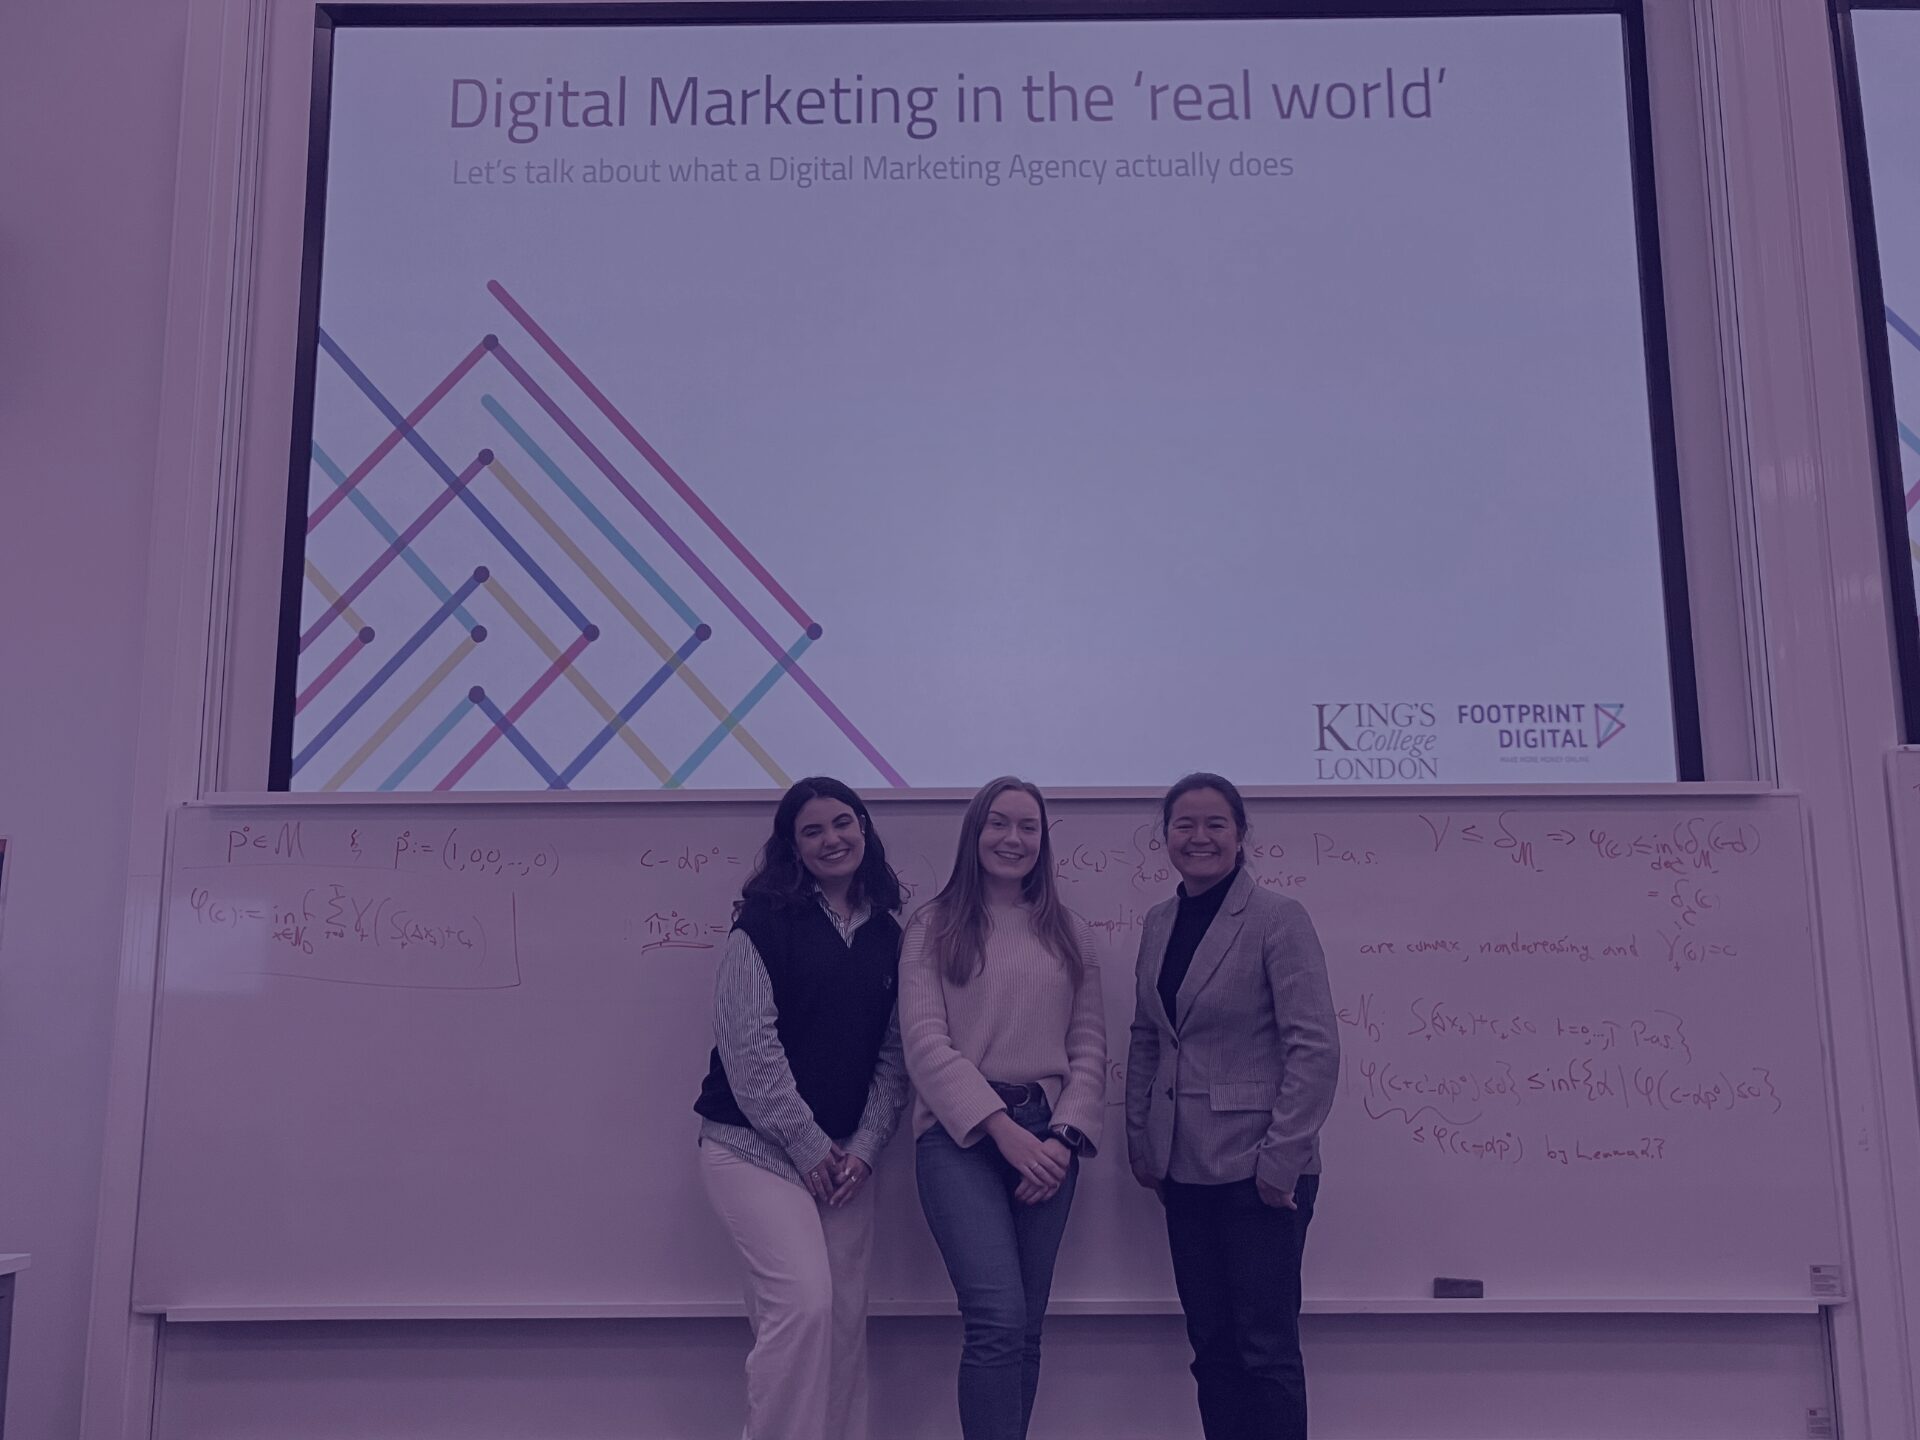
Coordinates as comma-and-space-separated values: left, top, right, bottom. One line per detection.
915, 1093, 1079, 1440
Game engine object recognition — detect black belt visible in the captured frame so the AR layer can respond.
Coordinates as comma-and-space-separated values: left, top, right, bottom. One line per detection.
990, 1081, 1043, 1106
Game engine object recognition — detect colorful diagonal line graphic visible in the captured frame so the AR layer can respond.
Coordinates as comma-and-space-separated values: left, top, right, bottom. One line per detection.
670, 634, 817, 789
308, 339, 490, 533
311, 442, 482, 633
317, 329, 593, 634
300, 453, 488, 652
558, 626, 711, 787
303, 560, 370, 633
1883, 305, 1920, 512
296, 625, 375, 714
436, 627, 601, 790
293, 568, 490, 775
322, 632, 482, 791
483, 325, 904, 786
483, 397, 791, 786
479, 574, 674, 784
296, 284, 904, 788
381, 694, 476, 791
489, 280, 816, 632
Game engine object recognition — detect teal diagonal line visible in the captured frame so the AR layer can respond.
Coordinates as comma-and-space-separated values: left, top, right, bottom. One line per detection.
668, 633, 815, 788
311, 442, 481, 632
1899, 421, 1920, 459
480, 394, 703, 631
380, 696, 474, 791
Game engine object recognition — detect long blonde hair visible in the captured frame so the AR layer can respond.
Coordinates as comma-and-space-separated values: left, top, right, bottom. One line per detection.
919, 777, 1084, 987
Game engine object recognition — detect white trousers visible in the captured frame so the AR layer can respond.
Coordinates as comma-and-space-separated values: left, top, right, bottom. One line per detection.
698, 1139, 876, 1440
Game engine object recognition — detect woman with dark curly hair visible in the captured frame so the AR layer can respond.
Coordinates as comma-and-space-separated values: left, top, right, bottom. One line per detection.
693, 776, 909, 1440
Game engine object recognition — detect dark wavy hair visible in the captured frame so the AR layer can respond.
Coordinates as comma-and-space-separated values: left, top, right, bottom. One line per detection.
915, 776, 1084, 987
735, 776, 902, 919
1160, 771, 1250, 867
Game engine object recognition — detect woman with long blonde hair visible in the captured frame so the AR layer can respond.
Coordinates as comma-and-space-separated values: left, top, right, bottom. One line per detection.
899, 776, 1107, 1440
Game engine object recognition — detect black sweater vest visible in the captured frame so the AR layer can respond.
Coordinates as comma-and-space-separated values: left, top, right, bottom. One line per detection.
694, 897, 901, 1142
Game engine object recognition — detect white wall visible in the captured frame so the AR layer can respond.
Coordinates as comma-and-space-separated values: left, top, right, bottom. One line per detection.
0, 2, 187, 1434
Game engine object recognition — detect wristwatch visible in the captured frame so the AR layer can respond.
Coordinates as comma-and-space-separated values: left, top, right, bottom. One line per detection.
1049, 1124, 1087, 1153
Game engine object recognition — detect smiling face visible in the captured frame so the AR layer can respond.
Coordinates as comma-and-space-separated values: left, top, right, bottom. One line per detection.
793, 795, 865, 889
1166, 786, 1241, 893
977, 785, 1044, 889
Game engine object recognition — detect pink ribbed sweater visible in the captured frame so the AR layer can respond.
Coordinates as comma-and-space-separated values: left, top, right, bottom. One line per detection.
899, 900, 1107, 1156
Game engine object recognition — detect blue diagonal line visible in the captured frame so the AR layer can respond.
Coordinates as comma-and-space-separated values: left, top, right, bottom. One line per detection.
317, 328, 593, 632
293, 570, 487, 775
1888, 304, 1920, 356
480, 395, 704, 631
558, 627, 709, 787
1898, 422, 1920, 460
472, 694, 566, 788
669, 634, 815, 788
311, 442, 481, 632
380, 697, 475, 791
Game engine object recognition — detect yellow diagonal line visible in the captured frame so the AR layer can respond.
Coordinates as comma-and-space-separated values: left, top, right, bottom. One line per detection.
306, 560, 368, 634
481, 576, 672, 784
486, 457, 789, 787
322, 632, 479, 791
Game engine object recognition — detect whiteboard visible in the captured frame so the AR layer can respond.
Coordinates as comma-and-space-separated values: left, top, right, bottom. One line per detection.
133, 794, 1841, 1310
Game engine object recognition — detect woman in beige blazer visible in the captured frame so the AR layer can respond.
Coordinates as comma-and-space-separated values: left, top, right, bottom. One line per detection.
1125, 772, 1340, 1440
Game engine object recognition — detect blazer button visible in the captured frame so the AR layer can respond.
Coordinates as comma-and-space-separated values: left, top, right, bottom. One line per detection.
1164, 1087, 1174, 1100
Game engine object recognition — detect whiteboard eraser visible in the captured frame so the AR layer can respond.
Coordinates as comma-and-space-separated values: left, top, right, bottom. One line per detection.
1432, 1278, 1484, 1299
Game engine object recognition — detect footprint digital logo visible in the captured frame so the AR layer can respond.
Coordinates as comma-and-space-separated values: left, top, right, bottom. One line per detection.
1594, 703, 1627, 749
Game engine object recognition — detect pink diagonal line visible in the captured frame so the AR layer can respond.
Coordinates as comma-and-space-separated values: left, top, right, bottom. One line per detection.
487, 280, 813, 631
436, 629, 597, 791
486, 341, 908, 787
308, 339, 490, 533
300, 454, 488, 653
295, 625, 373, 714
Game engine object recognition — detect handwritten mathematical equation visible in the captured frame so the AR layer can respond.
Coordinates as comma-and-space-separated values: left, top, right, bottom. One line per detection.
633, 844, 743, 876
221, 821, 562, 879
380, 827, 559, 879
1365, 1125, 1678, 1167
1418, 812, 1762, 879
1341, 928, 1738, 972
190, 882, 482, 958
1359, 1056, 1782, 1120
1340, 994, 1694, 1061
636, 908, 729, 955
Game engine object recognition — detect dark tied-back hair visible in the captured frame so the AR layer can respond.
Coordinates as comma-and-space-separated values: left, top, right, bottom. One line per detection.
918, 776, 1084, 987
736, 776, 903, 919
1160, 771, 1250, 866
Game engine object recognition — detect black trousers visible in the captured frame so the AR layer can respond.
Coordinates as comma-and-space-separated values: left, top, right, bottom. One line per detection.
1163, 1172, 1319, 1440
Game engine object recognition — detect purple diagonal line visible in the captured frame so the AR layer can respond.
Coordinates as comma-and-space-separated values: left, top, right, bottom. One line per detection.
308, 339, 489, 533
488, 279, 814, 630
559, 625, 710, 787
299, 455, 485, 653
292, 567, 490, 776
470, 694, 565, 788
438, 628, 594, 790
485, 340, 907, 786
317, 328, 593, 634
296, 625, 375, 713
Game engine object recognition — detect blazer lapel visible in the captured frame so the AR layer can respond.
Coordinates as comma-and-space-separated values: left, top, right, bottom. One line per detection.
1141, 903, 1178, 1034
1173, 869, 1256, 1031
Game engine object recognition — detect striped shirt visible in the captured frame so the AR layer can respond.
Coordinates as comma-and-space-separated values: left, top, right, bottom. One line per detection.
698, 893, 910, 1183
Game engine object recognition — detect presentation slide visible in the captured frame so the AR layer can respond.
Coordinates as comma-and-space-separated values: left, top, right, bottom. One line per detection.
1851, 8, 1920, 647
280, 10, 1684, 791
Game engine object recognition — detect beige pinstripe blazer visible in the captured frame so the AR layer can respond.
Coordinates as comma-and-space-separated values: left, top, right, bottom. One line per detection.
1124, 868, 1340, 1193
